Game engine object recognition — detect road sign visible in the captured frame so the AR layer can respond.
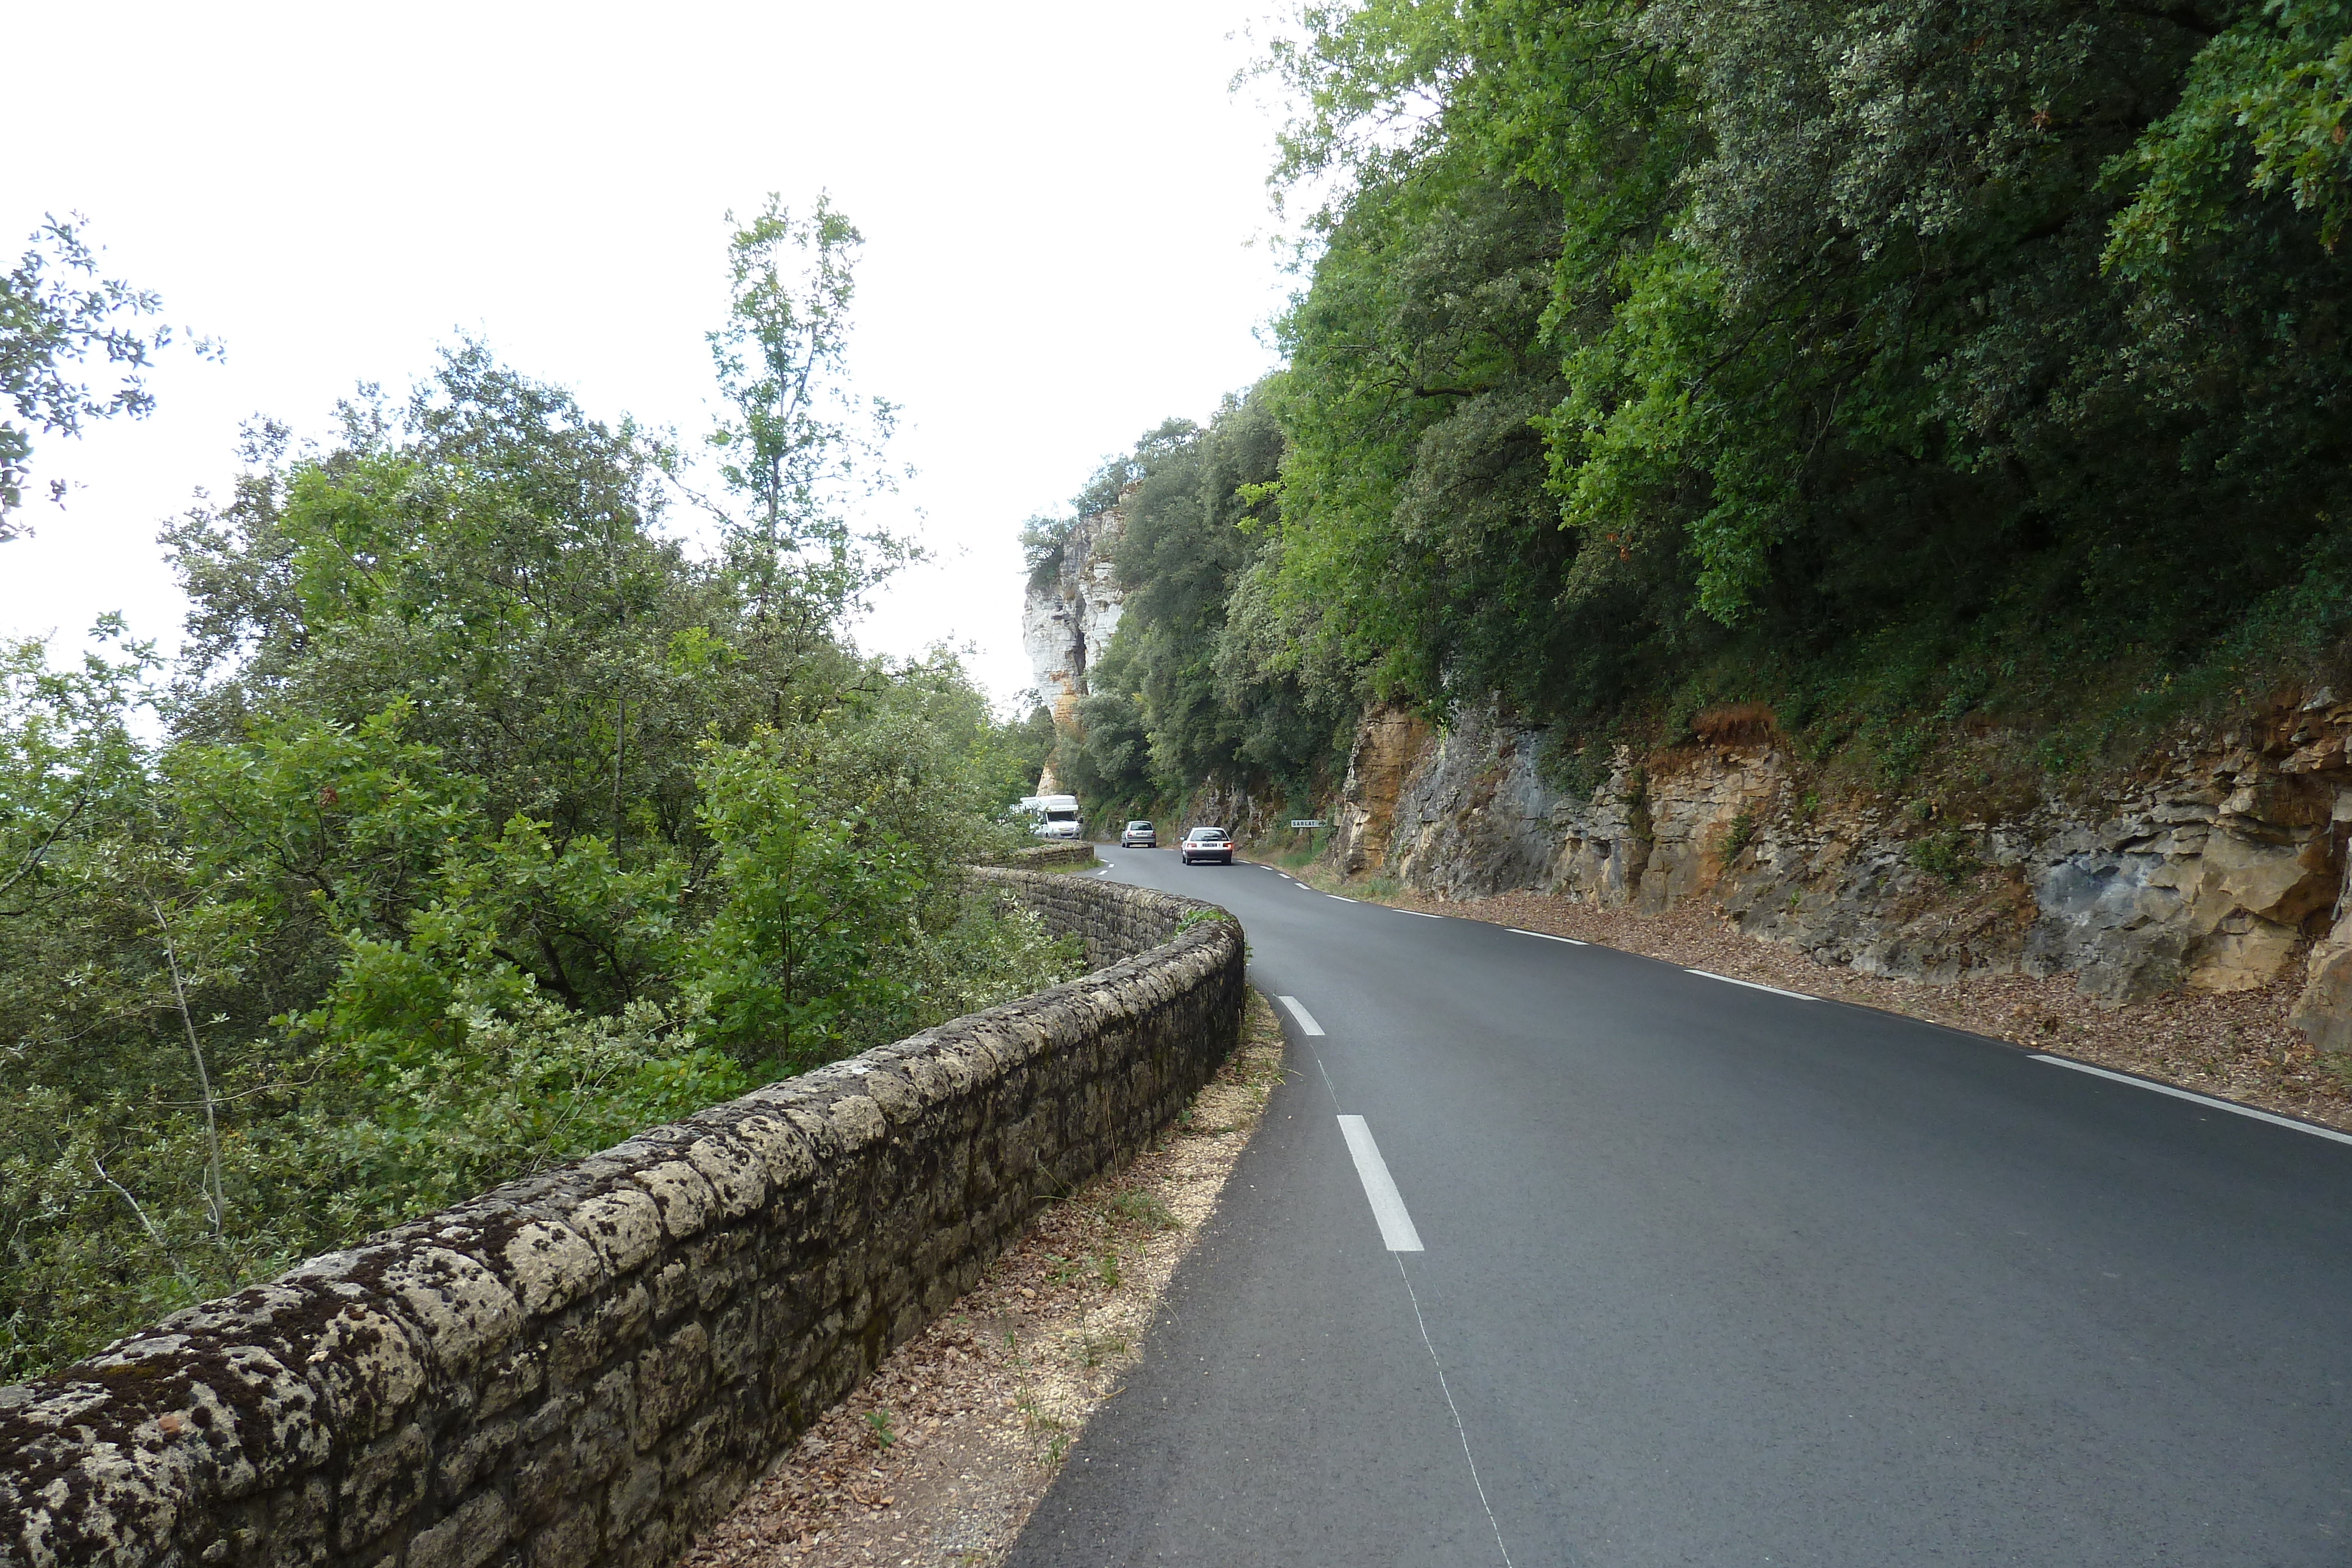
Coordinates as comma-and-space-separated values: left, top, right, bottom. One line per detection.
1288, 818, 1325, 829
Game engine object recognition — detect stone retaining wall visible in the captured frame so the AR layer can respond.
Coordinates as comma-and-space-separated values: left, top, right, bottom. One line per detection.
995, 842, 1097, 872
0, 874, 1242, 1568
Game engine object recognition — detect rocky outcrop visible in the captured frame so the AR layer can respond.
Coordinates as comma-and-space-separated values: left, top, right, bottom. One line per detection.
1020, 503, 1127, 728
1332, 706, 1432, 875
0, 874, 1242, 1568
1335, 692, 2352, 1042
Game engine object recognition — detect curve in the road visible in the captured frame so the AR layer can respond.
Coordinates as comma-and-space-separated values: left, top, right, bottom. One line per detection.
1006, 846, 2352, 1568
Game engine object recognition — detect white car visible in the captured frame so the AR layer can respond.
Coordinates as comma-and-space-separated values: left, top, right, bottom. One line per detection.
1180, 827, 1234, 865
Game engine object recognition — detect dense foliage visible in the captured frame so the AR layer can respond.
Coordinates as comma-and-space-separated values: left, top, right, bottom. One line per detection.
1068, 0, 2351, 817
1, 208, 1073, 1378
1047, 397, 1358, 818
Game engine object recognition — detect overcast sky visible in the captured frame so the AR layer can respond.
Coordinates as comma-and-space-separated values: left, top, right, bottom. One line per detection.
2, 1, 1296, 708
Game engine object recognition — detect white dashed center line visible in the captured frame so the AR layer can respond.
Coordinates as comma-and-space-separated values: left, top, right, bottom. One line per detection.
1337, 1116, 1424, 1252
1277, 995, 1325, 1036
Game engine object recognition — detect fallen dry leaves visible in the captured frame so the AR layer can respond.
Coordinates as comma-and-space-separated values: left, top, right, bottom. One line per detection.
683, 989, 1288, 1568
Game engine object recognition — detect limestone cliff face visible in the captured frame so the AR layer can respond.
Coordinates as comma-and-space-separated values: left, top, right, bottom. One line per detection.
1021, 501, 1127, 728
1332, 706, 1434, 874
1334, 692, 2352, 1042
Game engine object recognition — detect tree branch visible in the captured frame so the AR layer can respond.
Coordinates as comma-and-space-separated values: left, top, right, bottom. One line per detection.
0, 791, 88, 907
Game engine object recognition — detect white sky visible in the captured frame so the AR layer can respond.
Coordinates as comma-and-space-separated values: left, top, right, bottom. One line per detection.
1, 1, 1297, 711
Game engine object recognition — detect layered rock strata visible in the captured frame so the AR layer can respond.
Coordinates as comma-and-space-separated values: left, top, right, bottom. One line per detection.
0, 874, 1244, 1568
1338, 693, 2352, 1039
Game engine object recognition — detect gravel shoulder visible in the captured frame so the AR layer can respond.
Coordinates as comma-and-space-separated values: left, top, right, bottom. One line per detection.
682, 988, 1288, 1568
1270, 858, 2352, 1134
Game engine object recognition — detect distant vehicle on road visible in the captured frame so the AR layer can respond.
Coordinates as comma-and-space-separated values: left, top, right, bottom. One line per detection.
1180, 826, 1234, 865
1015, 794, 1084, 840
1122, 820, 1157, 848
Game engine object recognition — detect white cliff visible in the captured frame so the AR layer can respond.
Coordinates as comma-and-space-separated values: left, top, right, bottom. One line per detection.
1020, 496, 1127, 729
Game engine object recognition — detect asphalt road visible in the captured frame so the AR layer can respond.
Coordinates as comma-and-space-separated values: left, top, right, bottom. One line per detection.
1004, 846, 2352, 1567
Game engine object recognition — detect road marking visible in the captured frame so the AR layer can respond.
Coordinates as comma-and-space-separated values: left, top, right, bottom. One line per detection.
1327, 894, 1358, 903
1337, 1116, 1424, 1252
1688, 968, 1815, 1001
1398, 910, 1445, 920
1507, 928, 1586, 945
1391, 1258, 1514, 1567
2033, 1055, 2352, 1146
1277, 995, 1325, 1036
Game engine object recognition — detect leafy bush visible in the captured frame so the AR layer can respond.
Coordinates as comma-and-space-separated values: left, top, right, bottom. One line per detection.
2, 315, 1070, 1373
1907, 831, 1986, 888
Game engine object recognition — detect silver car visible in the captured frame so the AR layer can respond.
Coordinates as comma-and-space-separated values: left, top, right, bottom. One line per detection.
1121, 820, 1157, 848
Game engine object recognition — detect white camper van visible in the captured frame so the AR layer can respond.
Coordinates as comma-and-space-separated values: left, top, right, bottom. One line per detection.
1014, 794, 1084, 840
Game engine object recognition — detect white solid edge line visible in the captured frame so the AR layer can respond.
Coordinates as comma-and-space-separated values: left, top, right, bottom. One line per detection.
1327, 894, 1359, 903
1506, 928, 1587, 945
2033, 1055, 2352, 1146
1277, 995, 1326, 1037
1687, 968, 1816, 1001
1337, 1115, 1425, 1252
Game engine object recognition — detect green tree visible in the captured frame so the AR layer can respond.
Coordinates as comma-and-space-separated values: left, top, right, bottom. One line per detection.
3, 218, 1077, 1374
706, 194, 909, 644
1214, 0, 2352, 788
2, 216, 213, 537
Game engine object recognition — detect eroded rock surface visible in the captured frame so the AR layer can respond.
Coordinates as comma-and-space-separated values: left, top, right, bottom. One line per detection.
1337, 693, 2352, 1041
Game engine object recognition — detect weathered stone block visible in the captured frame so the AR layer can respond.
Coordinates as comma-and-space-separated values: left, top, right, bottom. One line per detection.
436, 1417, 516, 1500
548, 1281, 648, 1390
607, 1456, 664, 1537
662, 1406, 730, 1486
569, 1189, 664, 1275
475, 1338, 544, 1422
406, 1492, 509, 1568
379, 1247, 521, 1373
633, 1323, 711, 1446
499, 1221, 606, 1318
682, 1134, 767, 1219
524, 1505, 602, 1568
648, 1260, 692, 1325
336, 1423, 429, 1552
632, 1160, 718, 1242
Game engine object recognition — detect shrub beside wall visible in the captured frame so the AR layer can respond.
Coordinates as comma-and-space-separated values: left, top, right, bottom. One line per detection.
0, 872, 1242, 1568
